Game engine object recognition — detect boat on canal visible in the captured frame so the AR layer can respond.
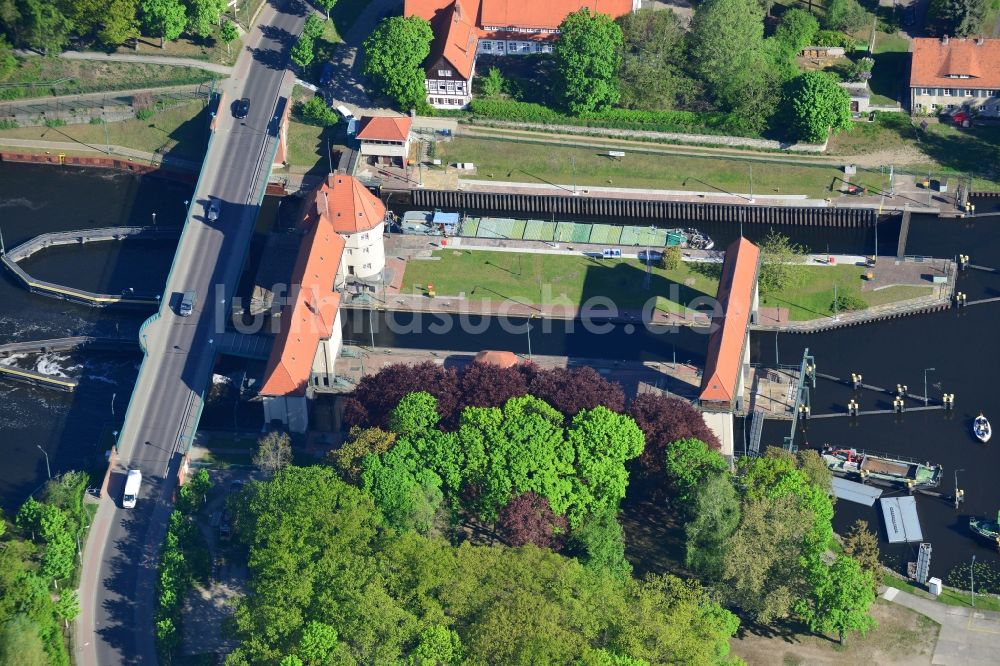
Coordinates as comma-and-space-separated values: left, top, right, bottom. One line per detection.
974, 413, 991, 443
396, 211, 715, 249
969, 512, 1000, 548
821, 446, 943, 489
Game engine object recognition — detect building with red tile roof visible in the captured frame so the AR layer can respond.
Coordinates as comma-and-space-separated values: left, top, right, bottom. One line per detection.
406, 0, 637, 108
261, 174, 387, 432
910, 37, 1000, 117
356, 116, 413, 167
699, 238, 761, 412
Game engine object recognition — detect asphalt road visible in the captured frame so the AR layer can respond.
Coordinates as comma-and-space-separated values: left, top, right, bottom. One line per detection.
76, 2, 307, 664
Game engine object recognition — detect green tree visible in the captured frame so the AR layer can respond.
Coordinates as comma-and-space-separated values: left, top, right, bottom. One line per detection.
664, 438, 729, 506
98, 0, 141, 46
184, 0, 225, 38
361, 440, 445, 533
786, 71, 851, 143
616, 8, 692, 111
219, 19, 238, 57
298, 621, 339, 664
16, 0, 73, 53
758, 228, 808, 297
685, 473, 740, 580
302, 14, 324, 39
0, 615, 48, 666
140, 0, 187, 47
53, 590, 80, 622
313, 0, 337, 21
658, 246, 681, 271
774, 8, 819, 54
689, 0, 774, 128
842, 519, 881, 592
408, 625, 463, 665
327, 426, 396, 482
564, 406, 643, 526
795, 449, 832, 495
0, 36, 16, 79
298, 95, 339, 126
566, 504, 632, 579
177, 468, 212, 514
798, 555, 876, 644
480, 67, 505, 98
459, 396, 574, 521
254, 431, 293, 477
722, 494, 806, 623
554, 9, 623, 114
291, 35, 315, 68
824, 0, 871, 32
927, 0, 988, 35
362, 16, 433, 111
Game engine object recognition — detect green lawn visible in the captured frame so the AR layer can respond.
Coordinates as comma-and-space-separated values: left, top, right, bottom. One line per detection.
401, 250, 721, 314
0, 59, 218, 100
869, 32, 909, 106
439, 136, 846, 199
883, 574, 1000, 612
0, 99, 210, 162
760, 265, 932, 321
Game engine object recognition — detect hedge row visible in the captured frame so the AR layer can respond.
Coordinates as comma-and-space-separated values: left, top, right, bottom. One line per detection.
466, 98, 760, 138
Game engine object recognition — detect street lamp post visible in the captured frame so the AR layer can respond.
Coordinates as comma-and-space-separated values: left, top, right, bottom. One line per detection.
526, 315, 535, 359
954, 468, 964, 508
924, 367, 936, 406
36, 445, 50, 479
972, 554, 976, 608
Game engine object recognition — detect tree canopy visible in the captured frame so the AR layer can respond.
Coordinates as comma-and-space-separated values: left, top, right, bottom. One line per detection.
627, 393, 720, 474
785, 71, 852, 143
229, 465, 741, 665
555, 9, 623, 114
362, 16, 433, 111
927, 0, 988, 36
616, 8, 694, 111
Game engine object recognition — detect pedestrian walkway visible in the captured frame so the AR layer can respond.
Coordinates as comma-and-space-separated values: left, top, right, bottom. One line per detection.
882, 586, 1000, 665
15, 49, 233, 75
331, 345, 703, 400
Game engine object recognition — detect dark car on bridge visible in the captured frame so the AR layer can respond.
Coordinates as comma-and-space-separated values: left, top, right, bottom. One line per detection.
232, 97, 251, 119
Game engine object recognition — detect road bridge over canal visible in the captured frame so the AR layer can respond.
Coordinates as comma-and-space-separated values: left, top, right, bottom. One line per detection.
76, 2, 305, 664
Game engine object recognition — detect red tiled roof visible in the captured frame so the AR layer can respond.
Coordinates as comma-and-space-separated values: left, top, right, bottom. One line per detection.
699, 238, 761, 406
261, 175, 385, 397
427, 0, 479, 80
474, 350, 520, 367
308, 173, 386, 235
480, 0, 633, 29
356, 116, 413, 142
910, 37, 1000, 89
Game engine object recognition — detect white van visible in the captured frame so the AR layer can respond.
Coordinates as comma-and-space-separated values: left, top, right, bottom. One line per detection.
123, 469, 142, 508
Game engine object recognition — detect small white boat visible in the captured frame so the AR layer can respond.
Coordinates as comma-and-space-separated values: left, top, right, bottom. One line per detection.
974, 413, 992, 443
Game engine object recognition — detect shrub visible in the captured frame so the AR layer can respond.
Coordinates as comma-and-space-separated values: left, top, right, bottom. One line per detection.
44, 118, 67, 127
88, 116, 105, 125
659, 246, 681, 271
480, 67, 505, 97
833, 292, 868, 311
297, 95, 339, 127
136, 108, 154, 120
813, 30, 854, 49
467, 98, 758, 137
0, 119, 18, 129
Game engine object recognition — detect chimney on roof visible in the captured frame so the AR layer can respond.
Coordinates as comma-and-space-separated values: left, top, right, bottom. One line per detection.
320, 191, 329, 218
454, 0, 461, 20
942, 34, 949, 45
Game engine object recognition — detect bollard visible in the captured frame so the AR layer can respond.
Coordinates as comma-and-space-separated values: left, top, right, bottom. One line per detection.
943, 393, 955, 410
851, 373, 863, 389
848, 399, 859, 416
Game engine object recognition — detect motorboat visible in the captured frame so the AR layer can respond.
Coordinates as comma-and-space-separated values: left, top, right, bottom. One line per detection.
974, 413, 991, 443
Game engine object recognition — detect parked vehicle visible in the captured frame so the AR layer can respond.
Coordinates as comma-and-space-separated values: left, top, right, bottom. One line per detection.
179, 290, 197, 317
122, 469, 142, 508
319, 63, 335, 87
232, 97, 251, 119
207, 197, 221, 222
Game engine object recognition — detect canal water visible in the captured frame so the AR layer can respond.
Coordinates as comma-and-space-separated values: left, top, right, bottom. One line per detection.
2, 161, 999, 586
